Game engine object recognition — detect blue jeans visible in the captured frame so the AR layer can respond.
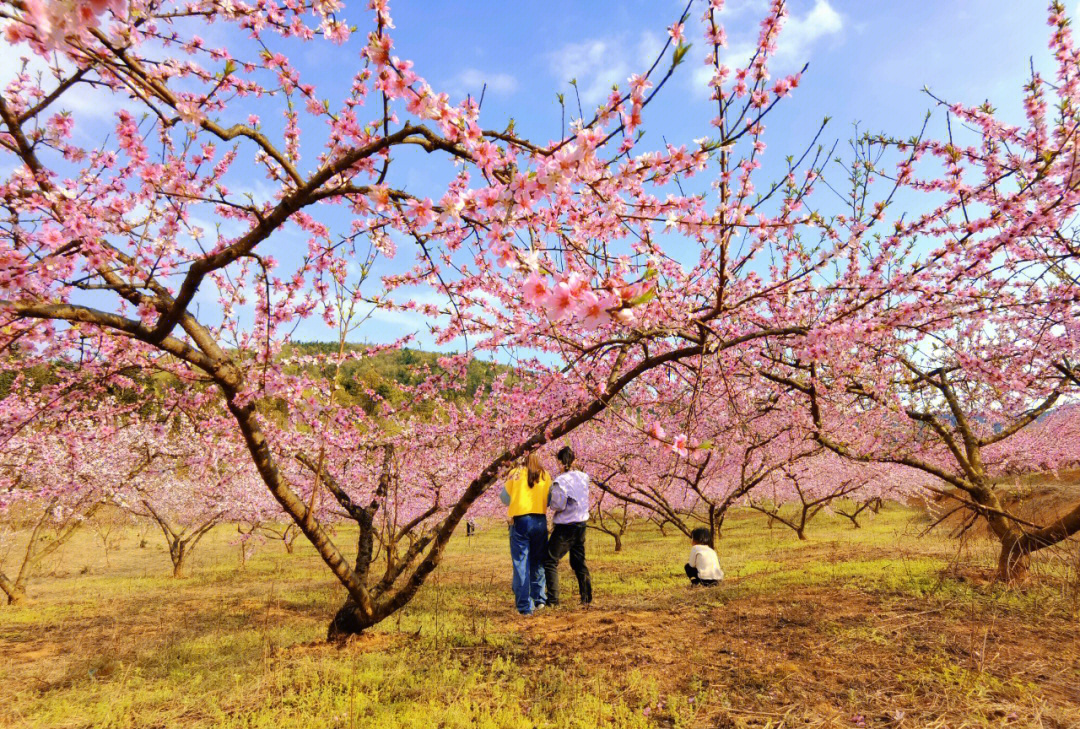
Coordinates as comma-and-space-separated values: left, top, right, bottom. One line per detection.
509, 513, 547, 614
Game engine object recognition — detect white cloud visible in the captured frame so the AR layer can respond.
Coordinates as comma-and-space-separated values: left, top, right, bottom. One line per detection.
688, 0, 844, 98
781, 0, 844, 62
547, 31, 663, 107
446, 68, 518, 100
691, 40, 757, 93
714, 0, 767, 17
0, 40, 131, 128
366, 306, 432, 331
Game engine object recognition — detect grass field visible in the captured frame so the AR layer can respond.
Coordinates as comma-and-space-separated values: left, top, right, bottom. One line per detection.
2, 505, 1079, 728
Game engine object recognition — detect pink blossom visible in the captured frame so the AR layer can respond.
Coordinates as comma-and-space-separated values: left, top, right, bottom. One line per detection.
648, 422, 666, 441
543, 281, 576, 320
522, 273, 549, 308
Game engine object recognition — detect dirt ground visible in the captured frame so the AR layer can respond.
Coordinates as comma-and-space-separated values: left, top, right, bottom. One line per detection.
509, 584, 1080, 727
2, 504, 1079, 728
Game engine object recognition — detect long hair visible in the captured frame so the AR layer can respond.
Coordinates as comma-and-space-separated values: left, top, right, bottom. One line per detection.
525, 453, 547, 488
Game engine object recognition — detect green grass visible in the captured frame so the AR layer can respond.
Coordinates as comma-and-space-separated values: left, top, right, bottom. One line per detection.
1, 505, 1078, 728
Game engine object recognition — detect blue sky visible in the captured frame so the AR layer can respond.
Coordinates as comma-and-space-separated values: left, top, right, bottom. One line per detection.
380, 0, 1059, 145
2, 1, 1073, 351
326, 0, 1069, 348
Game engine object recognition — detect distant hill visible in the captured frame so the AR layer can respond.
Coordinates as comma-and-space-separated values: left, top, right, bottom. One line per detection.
0, 343, 508, 418
282, 342, 508, 414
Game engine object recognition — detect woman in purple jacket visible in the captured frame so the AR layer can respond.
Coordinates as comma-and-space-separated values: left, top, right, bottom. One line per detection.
543, 446, 593, 606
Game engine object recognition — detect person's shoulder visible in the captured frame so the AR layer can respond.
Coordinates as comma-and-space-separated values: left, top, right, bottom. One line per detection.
553, 472, 580, 491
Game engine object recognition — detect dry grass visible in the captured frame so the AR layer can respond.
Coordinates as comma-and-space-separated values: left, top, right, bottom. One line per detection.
1, 504, 1079, 728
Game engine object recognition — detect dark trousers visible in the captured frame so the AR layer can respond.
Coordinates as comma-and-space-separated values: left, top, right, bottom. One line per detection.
684, 564, 719, 587
544, 522, 592, 605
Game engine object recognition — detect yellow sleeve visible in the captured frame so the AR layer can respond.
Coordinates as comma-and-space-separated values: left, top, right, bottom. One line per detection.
503, 468, 522, 502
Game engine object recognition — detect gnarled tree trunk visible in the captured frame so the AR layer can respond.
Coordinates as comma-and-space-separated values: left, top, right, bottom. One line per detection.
0, 572, 26, 605
990, 499, 1080, 582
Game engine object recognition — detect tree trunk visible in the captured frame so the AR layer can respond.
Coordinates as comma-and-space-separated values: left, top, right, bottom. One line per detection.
972, 484, 1044, 583
328, 597, 378, 640
839, 508, 863, 529
282, 525, 299, 554
226, 395, 367, 599
998, 530, 1031, 582
327, 504, 380, 641
1, 573, 26, 605
710, 507, 726, 544
170, 541, 188, 578
613, 533, 623, 553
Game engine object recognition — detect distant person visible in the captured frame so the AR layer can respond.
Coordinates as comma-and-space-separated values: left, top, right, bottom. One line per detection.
499, 453, 552, 615
684, 528, 724, 587
543, 446, 593, 606
466, 520, 476, 538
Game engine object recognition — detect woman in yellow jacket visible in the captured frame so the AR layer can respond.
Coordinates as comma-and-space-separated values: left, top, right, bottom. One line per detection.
499, 453, 552, 615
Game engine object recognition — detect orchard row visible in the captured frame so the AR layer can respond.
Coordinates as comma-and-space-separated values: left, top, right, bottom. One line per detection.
1, 0, 1078, 635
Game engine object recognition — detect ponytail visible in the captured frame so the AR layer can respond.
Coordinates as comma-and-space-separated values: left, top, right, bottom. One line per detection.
556, 445, 575, 470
